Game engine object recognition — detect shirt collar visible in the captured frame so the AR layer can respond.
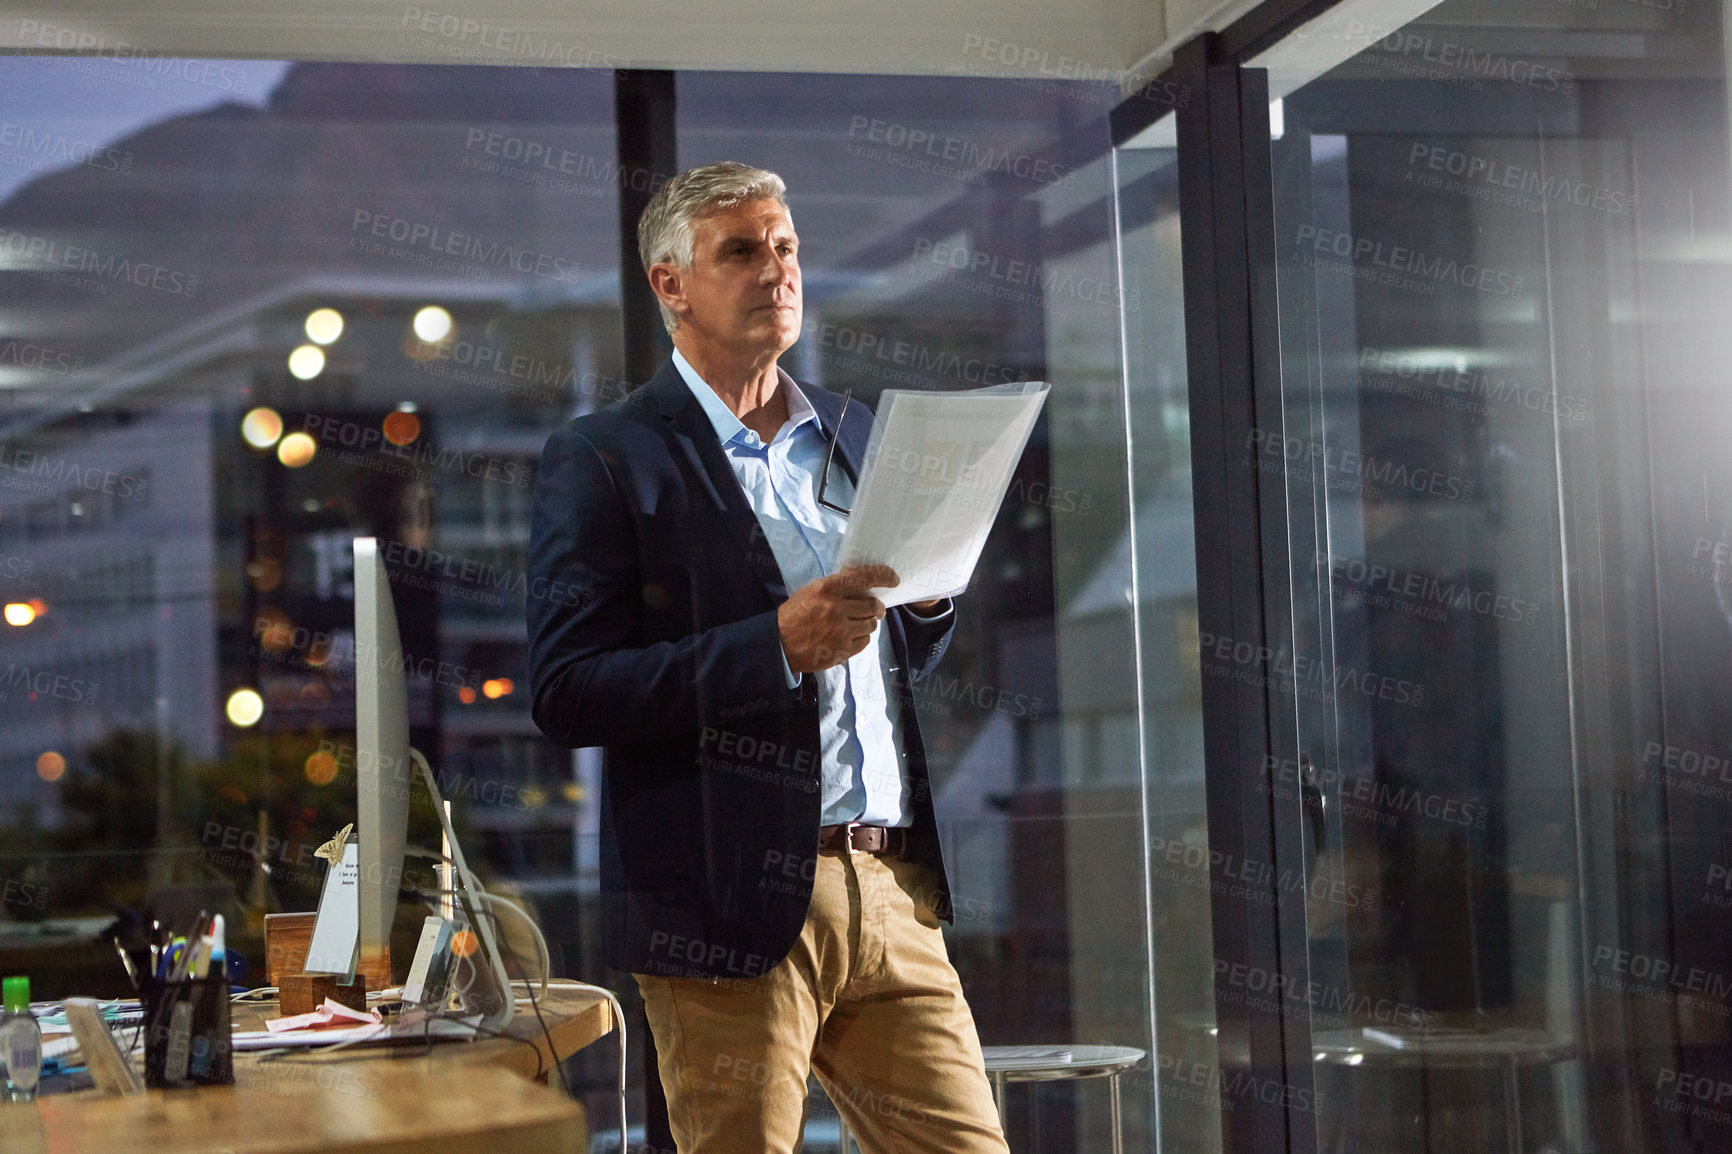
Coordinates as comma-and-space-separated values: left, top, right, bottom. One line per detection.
672, 348, 817, 449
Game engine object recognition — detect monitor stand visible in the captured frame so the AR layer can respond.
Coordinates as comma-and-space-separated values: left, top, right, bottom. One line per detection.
345, 747, 516, 1035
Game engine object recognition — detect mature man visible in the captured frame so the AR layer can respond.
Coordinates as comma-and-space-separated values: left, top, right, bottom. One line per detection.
525, 161, 1007, 1154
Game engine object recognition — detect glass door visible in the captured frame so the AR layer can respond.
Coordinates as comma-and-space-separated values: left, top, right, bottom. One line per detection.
1114, 114, 1225, 1154
1256, 1, 1732, 1150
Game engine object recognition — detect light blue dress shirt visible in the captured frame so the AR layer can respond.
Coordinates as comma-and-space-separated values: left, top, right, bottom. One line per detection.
672, 350, 947, 828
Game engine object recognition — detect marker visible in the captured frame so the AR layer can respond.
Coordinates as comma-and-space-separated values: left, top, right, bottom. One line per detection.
194, 917, 223, 979
208, 915, 226, 975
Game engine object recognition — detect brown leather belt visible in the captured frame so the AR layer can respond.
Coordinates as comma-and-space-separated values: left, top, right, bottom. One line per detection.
817, 823, 906, 856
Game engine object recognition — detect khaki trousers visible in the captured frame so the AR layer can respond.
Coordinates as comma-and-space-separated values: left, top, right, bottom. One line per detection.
635, 849, 1010, 1154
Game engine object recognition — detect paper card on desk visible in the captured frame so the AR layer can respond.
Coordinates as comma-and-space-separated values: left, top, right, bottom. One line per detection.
233, 1014, 481, 1050
234, 1023, 386, 1049
837, 382, 1049, 607
266, 998, 381, 1033
304, 840, 360, 974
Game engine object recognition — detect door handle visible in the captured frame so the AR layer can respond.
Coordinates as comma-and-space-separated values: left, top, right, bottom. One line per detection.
1300, 753, 1327, 859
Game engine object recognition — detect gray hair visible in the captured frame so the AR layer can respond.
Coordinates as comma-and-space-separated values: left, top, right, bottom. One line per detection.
637, 161, 789, 333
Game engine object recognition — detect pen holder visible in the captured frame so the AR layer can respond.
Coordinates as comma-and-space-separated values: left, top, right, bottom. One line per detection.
142, 974, 232, 1088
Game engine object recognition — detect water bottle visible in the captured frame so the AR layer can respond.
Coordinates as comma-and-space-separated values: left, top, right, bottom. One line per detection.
0, 975, 40, 1101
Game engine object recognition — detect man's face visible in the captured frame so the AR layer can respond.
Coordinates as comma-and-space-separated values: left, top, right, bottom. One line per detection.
657, 198, 802, 358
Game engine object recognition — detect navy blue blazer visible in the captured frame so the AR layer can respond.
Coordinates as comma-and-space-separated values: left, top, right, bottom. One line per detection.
525, 361, 957, 979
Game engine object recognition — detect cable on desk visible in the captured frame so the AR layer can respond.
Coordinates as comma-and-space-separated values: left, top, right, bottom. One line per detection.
464, 892, 628, 1151
460, 1016, 549, 1082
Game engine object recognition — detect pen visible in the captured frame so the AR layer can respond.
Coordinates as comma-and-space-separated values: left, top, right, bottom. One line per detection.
113, 939, 140, 990
167, 912, 208, 983
161, 937, 188, 982
182, 918, 204, 981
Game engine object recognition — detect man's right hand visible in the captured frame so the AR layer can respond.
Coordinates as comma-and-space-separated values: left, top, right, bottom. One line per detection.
778, 565, 899, 674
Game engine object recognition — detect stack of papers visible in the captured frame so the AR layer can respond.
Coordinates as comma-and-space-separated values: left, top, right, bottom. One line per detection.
232, 1006, 483, 1051
838, 382, 1050, 607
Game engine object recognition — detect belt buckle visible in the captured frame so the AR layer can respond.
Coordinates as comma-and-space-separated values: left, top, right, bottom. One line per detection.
844, 821, 863, 854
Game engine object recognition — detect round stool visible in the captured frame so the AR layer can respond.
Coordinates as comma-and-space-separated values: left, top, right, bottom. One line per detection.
984, 1046, 1145, 1154
832, 1044, 1144, 1153
1310, 1027, 1576, 1154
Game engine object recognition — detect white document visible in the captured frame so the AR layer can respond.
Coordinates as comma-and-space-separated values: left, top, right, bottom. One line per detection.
303, 841, 360, 974
230, 1013, 482, 1051
837, 381, 1050, 607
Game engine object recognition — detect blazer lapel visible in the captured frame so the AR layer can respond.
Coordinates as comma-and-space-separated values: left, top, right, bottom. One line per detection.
643, 363, 791, 602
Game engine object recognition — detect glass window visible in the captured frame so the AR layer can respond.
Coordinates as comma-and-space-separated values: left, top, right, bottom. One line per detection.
0, 45, 625, 1108
672, 69, 1158, 1151
0, 54, 1179, 1153
1114, 132, 1221, 1153
1256, 0, 1732, 1148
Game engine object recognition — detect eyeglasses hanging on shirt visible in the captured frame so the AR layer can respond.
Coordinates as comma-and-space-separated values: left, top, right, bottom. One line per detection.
816, 388, 852, 517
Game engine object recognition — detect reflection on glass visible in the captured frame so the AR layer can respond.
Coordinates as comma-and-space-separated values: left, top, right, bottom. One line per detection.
1114, 135, 1218, 1154
412, 305, 453, 343
241, 407, 284, 450
1262, 0, 1732, 1149
0, 63, 627, 1082
225, 688, 264, 728
304, 307, 344, 346
0, 56, 1162, 1152
286, 344, 325, 380
673, 68, 1155, 1151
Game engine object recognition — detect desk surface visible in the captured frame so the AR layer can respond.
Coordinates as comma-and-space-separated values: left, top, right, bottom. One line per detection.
2, 982, 614, 1154
229, 981, 615, 1082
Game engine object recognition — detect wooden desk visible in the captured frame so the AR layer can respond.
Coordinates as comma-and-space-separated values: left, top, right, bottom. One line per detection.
2, 982, 615, 1154
229, 982, 615, 1083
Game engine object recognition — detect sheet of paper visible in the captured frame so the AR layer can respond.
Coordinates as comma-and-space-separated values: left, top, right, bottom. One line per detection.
265, 999, 382, 1033
303, 841, 360, 974
230, 1014, 482, 1051
837, 381, 1050, 607
42, 1032, 79, 1061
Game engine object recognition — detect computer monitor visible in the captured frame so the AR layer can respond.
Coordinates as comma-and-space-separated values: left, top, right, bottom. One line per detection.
353, 536, 515, 1030
353, 537, 409, 976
